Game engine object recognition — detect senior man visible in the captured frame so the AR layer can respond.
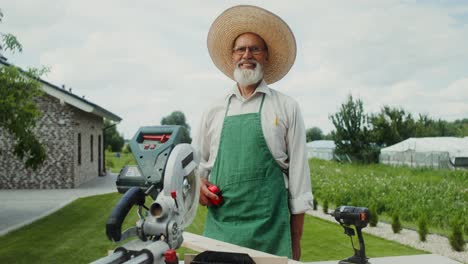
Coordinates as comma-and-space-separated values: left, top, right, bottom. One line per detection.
194, 5, 313, 260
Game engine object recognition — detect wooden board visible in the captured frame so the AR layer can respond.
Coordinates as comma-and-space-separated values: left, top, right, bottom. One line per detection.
182, 232, 302, 264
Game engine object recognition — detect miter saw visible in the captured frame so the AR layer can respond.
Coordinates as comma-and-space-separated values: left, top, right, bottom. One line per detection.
91, 126, 200, 264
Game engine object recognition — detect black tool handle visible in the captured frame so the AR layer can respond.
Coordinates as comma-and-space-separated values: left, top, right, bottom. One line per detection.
356, 227, 367, 260
106, 187, 146, 242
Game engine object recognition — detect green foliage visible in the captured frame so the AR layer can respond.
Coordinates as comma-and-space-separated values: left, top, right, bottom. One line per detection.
123, 143, 132, 154
392, 211, 402, 234
310, 158, 468, 235
104, 119, 124, 152
330, 95, 378, 163
323, 199, 329, 214
161, 110, 192, 143
312, 197, 318, 210
0, 12, 49, 170
0, 193, 424, 263
331, 95, 467, 162
105, 151, 136, 172
105, 157, 115, 170
369, 205, 379, 227
306, 127, 323, 142
0, 10, 22, 53
417, 214, 428, 242
449, 219, 466, 252
370, 106, 415, 147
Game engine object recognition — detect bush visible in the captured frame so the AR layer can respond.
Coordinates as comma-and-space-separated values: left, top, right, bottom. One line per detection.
449, 219, 466, 252
323, 200, 329, 214
417, 214, 428, 242
313, 197, 318, 211
123, 144, 132, 154
392, 211, 402, 234
106, 159, 115, 170
369, 205, 379, 227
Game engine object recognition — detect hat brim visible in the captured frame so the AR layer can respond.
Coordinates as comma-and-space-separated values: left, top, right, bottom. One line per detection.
207, 5, 296, 85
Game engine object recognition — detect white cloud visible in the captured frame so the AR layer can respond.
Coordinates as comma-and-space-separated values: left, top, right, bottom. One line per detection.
2, 0, 468, 137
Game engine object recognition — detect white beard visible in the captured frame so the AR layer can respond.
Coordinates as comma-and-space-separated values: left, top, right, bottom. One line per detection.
233, 60, 264, 86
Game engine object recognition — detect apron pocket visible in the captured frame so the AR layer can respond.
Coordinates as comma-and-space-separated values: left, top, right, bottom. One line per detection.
222, 168, 267, 186
217, 168, 270, 220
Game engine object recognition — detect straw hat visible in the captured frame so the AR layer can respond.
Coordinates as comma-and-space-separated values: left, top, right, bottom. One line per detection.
207, 5, 296, 85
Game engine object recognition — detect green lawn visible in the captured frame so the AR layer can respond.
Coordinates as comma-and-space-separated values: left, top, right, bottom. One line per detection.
105, 151, 136, 174
0, 193, 424, 263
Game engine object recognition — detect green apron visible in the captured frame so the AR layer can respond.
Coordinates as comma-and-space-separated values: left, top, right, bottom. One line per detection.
203, 94, 292, 258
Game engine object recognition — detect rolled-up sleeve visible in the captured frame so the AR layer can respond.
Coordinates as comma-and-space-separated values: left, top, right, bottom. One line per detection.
287, 102, 313, 214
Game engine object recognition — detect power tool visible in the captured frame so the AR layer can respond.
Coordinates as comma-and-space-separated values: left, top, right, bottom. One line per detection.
91, 126, 200, 264
330, 206, 371, 264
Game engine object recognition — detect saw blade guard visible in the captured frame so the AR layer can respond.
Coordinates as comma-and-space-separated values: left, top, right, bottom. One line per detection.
163, 143, 200, 228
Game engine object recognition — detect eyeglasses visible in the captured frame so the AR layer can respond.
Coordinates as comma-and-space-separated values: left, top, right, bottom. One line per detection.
232, 46, 267, 55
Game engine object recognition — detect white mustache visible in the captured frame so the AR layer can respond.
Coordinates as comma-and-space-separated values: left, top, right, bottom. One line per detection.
236, 59, 258, 68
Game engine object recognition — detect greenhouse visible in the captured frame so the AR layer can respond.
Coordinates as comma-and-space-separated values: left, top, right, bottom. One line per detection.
306, 140, 336, 161
379, 137, 468, 169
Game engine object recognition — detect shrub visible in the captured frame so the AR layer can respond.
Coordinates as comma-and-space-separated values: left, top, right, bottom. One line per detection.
123, 144, 132, 153
369, 205, 379, 227
449, 219, 466, 252
417, 214, 428, 242
392, 211, 402, 234
323, 200, 329, 214
106, 159, 115, 170
313, 198, 318, 211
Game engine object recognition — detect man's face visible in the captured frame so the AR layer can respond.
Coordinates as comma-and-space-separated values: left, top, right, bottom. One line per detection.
232, 32, 268, 69
232, 33, 268, 86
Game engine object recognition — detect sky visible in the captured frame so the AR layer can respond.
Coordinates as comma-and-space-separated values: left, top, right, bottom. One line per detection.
1, 0, 468, 139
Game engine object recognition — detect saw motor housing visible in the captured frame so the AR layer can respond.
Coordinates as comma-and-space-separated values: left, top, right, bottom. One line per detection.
116, 126, 186, 199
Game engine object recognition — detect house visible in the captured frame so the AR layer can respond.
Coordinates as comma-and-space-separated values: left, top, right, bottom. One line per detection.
0, 57, 122, 189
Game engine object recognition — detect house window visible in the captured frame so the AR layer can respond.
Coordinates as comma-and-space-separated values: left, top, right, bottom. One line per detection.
90, 134, 94, 162
78, 133, 81, 165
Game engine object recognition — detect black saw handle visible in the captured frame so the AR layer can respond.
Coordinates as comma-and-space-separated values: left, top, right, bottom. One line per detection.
106, 187, 146, 242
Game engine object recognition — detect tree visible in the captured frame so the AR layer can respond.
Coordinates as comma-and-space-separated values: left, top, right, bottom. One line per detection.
161, 111, 192, 143
306, 127, 323, 142
0, 10, 48, 169
370, 106, 415, 147
452, 118, 468, 137
330, 95, 377, 163
103, 119, 125, 152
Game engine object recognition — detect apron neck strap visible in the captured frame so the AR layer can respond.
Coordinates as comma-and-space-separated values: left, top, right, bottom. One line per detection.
258, 93, 266, 113
225, 95, 233, 117
224, 93, 266, 117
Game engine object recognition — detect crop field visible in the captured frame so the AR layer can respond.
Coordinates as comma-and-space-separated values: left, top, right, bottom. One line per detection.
309, 158, 468, 235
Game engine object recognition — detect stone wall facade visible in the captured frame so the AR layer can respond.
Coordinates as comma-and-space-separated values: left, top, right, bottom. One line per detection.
0, 93, 104, 189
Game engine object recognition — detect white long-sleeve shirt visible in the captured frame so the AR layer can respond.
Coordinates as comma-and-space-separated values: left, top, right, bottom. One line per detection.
194, 80, 313, 214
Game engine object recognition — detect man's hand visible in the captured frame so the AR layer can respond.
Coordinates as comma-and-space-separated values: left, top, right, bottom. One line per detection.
199, 177, 219, 206
291, 213, 305, 261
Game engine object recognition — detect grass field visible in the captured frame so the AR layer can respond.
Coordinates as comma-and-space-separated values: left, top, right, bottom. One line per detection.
310, 158, 468, 236
105, 150, 136, 174
0, 192, 424, 263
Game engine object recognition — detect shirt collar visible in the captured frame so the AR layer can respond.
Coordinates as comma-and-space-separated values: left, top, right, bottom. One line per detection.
228, 79, 271, 101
